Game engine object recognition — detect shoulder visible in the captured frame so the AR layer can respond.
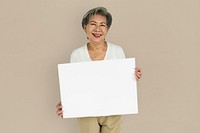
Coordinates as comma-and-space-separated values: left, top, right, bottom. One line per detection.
71, 45, 86, 54
107, 42, 125, 54
107, 42, 126, 58
70, 45, 87, 63
107, 42, 123, 50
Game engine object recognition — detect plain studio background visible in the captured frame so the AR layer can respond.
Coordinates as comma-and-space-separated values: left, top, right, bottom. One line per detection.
0, 0, 199, 133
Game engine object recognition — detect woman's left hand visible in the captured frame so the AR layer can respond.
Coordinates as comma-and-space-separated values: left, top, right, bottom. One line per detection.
135, 67, 142, 80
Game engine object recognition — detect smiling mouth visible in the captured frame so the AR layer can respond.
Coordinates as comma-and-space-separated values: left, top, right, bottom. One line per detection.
92, 33, 101, 37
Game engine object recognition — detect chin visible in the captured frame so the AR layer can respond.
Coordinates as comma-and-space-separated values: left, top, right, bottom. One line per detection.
89, 38, 105, 44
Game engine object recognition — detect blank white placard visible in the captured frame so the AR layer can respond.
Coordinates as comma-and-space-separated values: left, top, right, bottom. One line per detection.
58, 58, 138, 118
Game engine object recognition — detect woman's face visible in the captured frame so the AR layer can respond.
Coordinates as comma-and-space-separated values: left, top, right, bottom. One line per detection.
84, 14, 108, 44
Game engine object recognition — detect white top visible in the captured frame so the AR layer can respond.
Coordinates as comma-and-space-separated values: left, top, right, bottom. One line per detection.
70, 42, 125, 63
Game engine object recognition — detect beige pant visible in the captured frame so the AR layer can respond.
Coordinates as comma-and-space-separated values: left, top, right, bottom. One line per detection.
77, 115, 121, 133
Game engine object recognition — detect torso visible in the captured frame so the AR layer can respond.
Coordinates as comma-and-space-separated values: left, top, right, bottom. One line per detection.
70, 42, 125, 63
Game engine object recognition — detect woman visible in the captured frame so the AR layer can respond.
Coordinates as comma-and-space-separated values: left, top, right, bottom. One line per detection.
56, 7, 142, 133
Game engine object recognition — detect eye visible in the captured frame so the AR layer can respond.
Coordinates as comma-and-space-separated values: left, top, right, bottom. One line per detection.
100, 24, 107, 29
90, 23, 96, 26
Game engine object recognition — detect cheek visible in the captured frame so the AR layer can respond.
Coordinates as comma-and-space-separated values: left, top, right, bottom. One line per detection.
103, 30, 108, 36
84, 29, 90, 37
103, 28, 108, 33
85, 31, 92, 37
84, 27, 92, 34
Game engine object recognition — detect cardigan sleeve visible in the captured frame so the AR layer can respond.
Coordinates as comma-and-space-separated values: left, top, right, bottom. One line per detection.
117, 46, 126, 59
70, 49, 79, 63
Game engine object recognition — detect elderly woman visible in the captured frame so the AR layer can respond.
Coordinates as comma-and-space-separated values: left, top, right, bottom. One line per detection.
56, 7, 142, 133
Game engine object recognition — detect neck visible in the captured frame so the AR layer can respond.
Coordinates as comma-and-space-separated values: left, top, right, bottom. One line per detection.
88, 41, 106, 50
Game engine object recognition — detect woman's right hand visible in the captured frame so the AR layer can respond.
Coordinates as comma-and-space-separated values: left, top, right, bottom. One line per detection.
56, 102, 63, 118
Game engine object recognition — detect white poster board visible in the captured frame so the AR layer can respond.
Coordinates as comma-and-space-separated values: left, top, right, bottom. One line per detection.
58, 58, 138, 118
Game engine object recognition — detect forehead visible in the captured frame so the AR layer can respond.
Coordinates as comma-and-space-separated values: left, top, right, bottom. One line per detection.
89, 14, 107, 23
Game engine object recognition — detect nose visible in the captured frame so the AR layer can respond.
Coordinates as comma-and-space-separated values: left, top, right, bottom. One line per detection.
94, 25, 101, 31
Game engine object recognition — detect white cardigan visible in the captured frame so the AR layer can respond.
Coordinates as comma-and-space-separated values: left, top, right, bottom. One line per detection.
70, 42, 125, 63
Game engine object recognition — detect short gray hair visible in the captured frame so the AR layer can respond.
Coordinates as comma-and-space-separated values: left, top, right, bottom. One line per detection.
81, 7, 112, 29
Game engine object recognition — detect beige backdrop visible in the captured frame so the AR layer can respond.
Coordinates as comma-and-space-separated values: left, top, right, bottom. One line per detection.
0, 0, 200, 133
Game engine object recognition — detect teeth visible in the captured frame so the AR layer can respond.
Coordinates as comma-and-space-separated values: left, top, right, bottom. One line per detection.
93, 33, 101, 37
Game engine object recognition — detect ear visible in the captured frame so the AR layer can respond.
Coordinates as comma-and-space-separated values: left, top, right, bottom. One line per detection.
83, 25, 87, 32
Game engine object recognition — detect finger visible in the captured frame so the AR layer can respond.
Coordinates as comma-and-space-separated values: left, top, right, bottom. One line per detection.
136, 72, 142, 76
137, 72, 142, 77
135, 74, 137, 80
136, 73, 142, 80
137, 75, 141, 79
136, 69, 142, 76
135, 71, 142, 77
56, 110, 63, 116
56, 103, 62, 109
57, 105, 63, 109
135, 67, 141, 72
